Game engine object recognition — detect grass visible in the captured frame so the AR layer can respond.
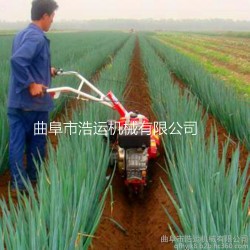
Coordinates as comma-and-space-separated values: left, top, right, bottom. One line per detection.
0, 30, 16, 36
154, 35, 250, 97
156, 34, 250, 69
192, 31, 250, 38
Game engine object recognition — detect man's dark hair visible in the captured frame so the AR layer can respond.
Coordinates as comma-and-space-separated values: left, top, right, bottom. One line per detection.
31, 0, 58, 20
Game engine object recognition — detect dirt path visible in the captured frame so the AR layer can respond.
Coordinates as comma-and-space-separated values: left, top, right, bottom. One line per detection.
91, 38, 177, 250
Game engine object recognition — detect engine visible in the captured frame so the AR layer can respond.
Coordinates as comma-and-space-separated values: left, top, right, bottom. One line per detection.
107, 112, 159, 194
125, 148, 148, 181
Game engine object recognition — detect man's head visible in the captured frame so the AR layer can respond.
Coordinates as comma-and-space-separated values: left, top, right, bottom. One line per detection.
31, 0, 58, 32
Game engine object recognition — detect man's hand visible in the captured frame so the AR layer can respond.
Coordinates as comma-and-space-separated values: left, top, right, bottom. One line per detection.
29, 83, 47, 96
51, 67, 57, 77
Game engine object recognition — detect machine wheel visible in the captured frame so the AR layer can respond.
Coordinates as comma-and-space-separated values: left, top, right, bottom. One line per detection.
127, 184, 145, 200
109, 148, 117, 168
128, 185, 134, 200
138, 184, 145, 200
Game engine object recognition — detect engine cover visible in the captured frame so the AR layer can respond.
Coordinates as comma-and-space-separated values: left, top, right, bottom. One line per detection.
118, 129, 150, 149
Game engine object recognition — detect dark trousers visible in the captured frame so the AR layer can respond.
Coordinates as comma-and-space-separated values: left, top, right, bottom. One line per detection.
7, 108, 48, 189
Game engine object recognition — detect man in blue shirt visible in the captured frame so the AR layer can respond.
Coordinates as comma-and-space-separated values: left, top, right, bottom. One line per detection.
8, 0, 58, 191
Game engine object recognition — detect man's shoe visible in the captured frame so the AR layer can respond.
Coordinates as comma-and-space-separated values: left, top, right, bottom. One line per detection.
30, 179, 37, 184
10, 187, 28, 196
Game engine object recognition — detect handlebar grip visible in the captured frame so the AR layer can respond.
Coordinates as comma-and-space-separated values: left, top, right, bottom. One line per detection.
45, 88, 57, 98
43, 87, 48, 94
55, 68, 63, 75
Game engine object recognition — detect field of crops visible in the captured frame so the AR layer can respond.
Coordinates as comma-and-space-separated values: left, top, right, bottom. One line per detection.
154, 32, 250, 96
0, 31, 249, 249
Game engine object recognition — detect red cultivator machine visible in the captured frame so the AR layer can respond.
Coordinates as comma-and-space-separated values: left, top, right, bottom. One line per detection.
47, 70, 160, 197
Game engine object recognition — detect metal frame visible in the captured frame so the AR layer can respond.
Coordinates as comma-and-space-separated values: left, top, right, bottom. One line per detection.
46, 70, 113, 108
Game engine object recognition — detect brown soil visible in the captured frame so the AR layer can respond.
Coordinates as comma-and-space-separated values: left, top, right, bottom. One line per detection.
91, 38, 177, 250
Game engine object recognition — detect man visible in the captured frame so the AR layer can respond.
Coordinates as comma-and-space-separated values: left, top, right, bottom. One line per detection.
8, 0, 58, 191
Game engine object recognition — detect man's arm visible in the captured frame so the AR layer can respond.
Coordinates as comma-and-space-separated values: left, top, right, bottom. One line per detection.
11, 35, 44, 94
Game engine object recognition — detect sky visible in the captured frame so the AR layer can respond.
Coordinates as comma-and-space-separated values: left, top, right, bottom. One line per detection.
0, 0, 250, 22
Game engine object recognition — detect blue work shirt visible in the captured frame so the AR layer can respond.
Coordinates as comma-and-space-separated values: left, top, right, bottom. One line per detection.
8, 23, 54, 111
